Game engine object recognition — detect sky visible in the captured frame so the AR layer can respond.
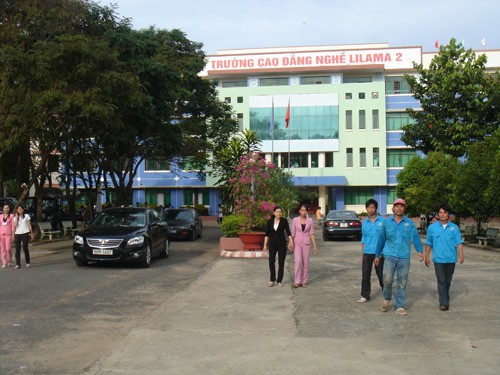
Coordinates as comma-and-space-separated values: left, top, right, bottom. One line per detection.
106, 0, 499, 55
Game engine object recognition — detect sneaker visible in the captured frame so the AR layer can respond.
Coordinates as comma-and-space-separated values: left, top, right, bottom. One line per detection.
26, 264, 30, 268
268, 281, 275, 287
380, 300, 390, 312
278, 282, 284, 287
1, 265, 5, 268
15, 265, 20, 269
395, 307, 407, 316
358, 297, 367, 303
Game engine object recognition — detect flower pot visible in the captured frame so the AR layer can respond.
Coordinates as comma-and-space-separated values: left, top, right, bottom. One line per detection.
237, 232, 266, 250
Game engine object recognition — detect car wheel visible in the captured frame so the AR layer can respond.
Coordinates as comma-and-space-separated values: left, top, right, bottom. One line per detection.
160, 237, 170, 258
140, 244, 152, 268
75, 259, 88, 267
190, 229, 196, 241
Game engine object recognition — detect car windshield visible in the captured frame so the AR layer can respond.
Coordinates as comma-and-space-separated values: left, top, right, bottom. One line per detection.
327, 211, 358, 220
165, 210, 193, 221
92, 211, 146, 227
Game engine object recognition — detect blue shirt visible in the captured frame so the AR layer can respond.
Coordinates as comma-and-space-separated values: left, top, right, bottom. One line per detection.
425, 221, 463, 263
376, 215, 423, 258
361, 215, 385, 255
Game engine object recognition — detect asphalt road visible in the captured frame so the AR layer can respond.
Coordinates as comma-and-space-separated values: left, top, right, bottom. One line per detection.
1, 223, 499, 374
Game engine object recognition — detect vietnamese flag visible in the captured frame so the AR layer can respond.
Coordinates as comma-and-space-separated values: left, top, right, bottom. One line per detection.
434, 40, 439, 49
285, 99, 290, 128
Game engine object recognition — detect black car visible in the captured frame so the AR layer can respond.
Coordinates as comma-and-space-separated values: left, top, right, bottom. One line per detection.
73, 207, 169, 267
323, 210, 362, 240
164, 208, 202, 241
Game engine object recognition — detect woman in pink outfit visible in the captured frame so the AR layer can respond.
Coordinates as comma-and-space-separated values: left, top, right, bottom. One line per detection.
291, 205, 318, 288
1, 204, 15, 267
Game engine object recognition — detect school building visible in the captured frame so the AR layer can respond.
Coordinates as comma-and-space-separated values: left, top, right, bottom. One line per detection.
132, 42, 500, 215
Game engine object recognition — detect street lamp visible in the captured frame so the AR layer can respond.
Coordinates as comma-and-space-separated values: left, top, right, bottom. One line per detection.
174, 176, 180, 208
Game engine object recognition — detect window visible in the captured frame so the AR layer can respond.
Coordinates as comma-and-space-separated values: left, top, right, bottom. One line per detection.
145, 159, 170, 171
346, 148, 353, 167
325, 152, 334, 167
372, 92, 379, 99
359, 110, 366, 130
182, 156, 195, 171
259, 77, 289, 86
345, 187, 374, 205
385, 76, 412, 94
360, 148, 366, 167
300, 76, 330, 85
345, 93, 352, 100
311, 153, 319, 168
288, 152, 308, 168
237, 113, 243, 131
358, 92, 365, 99
221, 81, 247, 88
387, 186, 397, 204
372, 109, 379, 129
237, 96, 243, 103
386, 112, 415, 130
373, 147, 380, 167
387, 149, 417, 167
343, 76, 373, 83
224, 97, 231, 103
346, 110, 352, 130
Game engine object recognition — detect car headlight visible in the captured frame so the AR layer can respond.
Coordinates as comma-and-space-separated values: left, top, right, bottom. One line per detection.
74, 235, 84, 245
127, 236, 144, 246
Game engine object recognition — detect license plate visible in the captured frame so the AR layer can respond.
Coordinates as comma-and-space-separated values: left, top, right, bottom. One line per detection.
340, 223, 348, 228
93, 249, 113, 255
170, 230, 177, 234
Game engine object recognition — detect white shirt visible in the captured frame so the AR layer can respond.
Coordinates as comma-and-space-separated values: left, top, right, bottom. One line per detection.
14, 214, 31, 234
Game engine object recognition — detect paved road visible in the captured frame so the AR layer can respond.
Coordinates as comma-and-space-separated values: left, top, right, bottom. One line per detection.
1, 223, 499, 374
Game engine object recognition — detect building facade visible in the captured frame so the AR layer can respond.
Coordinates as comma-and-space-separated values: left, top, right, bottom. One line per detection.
130, 43, 500, 215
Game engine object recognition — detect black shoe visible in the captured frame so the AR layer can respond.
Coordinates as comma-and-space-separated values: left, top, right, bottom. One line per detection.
439, 305, 449, 311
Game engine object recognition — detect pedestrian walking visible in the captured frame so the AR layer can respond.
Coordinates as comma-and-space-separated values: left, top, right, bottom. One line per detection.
217, 204, 223, 225
263, 206, 293, 287
13, 206, 34, 269
375, 198, 423, 316
424, 203, 464, 311
291, 205, 318, 288
315, 206, 323, 228
1, 204, 15, 268
358, 199, 385, 303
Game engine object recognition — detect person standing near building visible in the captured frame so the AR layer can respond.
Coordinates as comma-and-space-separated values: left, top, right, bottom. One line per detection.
217, 203, 223, 225
1, 204, 15, 268
375, 198, 424, 316
13, 206, 34, 269
291, 205, 318, 288
358, 199, 385, 303
424, 203, 464, 311
263, 206, 293, 287
315, 206, 323, 228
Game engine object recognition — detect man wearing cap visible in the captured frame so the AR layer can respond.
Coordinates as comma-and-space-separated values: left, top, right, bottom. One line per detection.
424, 203, 464, 311
375, 198, 424, 316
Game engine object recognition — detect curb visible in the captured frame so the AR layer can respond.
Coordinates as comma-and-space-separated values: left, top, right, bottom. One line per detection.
220, 249, 268, 258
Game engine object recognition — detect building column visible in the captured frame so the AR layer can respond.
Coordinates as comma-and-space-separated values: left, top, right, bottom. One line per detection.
318, 186, 326, 216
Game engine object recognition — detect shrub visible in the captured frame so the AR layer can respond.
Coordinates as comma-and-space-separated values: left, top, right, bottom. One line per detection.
194, 204, 209, 216
220, 214, 245, 237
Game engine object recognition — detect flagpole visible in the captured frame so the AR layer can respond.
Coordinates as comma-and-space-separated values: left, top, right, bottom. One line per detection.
287, 98, 291, 219
271, 98, 274, 163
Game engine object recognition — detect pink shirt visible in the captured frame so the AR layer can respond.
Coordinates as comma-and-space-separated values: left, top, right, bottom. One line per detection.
0, 214, 15, 235
291, 216, 314, 245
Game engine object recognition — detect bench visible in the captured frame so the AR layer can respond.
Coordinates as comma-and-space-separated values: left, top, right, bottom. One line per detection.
62, 220, 79, 237
462, 225, 475, 241
38, 221, 61, 240
477, 228, 499, 246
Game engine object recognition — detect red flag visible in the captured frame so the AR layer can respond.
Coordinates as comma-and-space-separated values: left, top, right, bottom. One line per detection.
434, 40, 439, 49
285, 99, 290, 128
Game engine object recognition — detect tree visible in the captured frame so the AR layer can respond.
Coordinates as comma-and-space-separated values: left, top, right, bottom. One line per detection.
403, 38, 499, 158
396, 152, 460, 221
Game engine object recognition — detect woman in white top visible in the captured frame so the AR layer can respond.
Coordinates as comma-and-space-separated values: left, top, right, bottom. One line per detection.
13, 206, 34, 269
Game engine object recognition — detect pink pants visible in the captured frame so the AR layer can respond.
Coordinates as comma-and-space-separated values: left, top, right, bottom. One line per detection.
294, 242, 311, 285
1, 234, 13, 266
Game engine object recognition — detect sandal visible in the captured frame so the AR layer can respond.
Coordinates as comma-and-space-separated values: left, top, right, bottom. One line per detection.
293, 283, 300, 288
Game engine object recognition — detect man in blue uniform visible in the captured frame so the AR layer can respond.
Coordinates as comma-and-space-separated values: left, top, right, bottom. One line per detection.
425, 203, 464, 311
375, 198, 423, 316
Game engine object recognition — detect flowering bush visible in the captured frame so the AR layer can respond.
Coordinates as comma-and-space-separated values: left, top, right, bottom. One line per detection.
229, 153, 277, 232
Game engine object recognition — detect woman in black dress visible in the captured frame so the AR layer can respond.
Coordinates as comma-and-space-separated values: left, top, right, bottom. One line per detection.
263, 206, 293, 287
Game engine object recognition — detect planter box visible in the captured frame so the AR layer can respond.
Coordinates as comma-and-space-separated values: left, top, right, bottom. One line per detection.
219, 236, 244, 251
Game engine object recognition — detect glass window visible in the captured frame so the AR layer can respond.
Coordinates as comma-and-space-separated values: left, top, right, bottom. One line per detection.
359, 110, 366, 130
386, 112, 415, 131
358, 92, 365, 99
372, 92, 379, 99
346, 110, 352, 130
311, 153, 319, 168
300, 76, 330, 85
343, 76, 373, 83
345, 93, 352, 100
237, 113, 243, 131
387, 186, 397, 204
345, 187, 374, 205
346, 148, 353, 167
145, 159, 170, 171
387, 149, 416, 167
372, 109, 379, 129
237, 96, 243, 103
385, 76, 412, 94
221, 81, 247, 88
360, 148, 366, 167
224, 97, 231, 103
373, 147, 380, 167
325, 152, 334, 167
259, 77, 289, 86
288, 152, 308, 168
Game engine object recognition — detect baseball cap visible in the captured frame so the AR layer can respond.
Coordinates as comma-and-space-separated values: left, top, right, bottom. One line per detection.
393, 198, 406, 206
